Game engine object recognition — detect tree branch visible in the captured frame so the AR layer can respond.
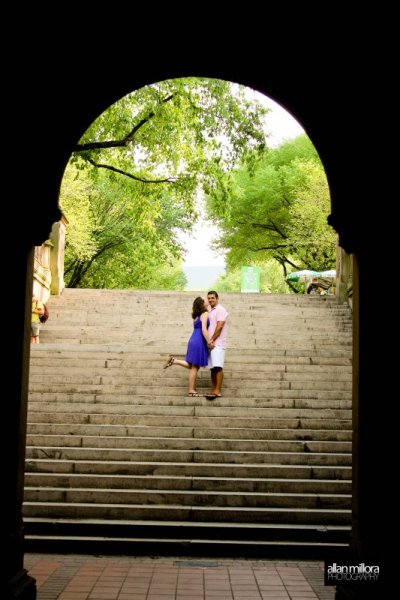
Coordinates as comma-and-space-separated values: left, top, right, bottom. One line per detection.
86, 158, 178, 184
67, 239, 125, 287
236, 220, 287, 238
252, 243, 295, 251
280, 256, 299, 269
251, 221, 287, 238
75, 94, 174, 151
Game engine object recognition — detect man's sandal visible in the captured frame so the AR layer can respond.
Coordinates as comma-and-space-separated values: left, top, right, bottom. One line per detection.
163, 355, 175, 369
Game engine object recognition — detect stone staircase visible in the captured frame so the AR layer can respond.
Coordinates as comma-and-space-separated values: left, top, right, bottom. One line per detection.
24, 289, 353, 557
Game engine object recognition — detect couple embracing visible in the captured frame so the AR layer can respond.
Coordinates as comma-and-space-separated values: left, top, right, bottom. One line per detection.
164, 291, 228, 400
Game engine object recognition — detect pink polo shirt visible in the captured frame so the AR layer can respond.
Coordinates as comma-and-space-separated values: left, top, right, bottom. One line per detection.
208, 304, 228, 349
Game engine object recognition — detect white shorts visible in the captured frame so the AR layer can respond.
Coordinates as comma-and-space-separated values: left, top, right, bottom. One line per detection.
208, 346, 225, 369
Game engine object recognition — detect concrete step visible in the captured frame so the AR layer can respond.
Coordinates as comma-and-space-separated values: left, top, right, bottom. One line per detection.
26, 411, 352, 430
28, 373, 352, 388
25, 459, 352, 479
26, 434, 351, 453
25, 446, 352, 465
41, 333, 352, 347
27, 402, 352, 420
26, 289, 353, 553
30, 351, 352, 365
27, 423, 352, 441
22, 502, 351, 524
41, 324, 352, 336
24, 486, 351, 509
24, 473, 352, 493
32, 345, 352, 360
29, 360, 353, 373
23, 517, 351, 557
27, 394, 352, 410
28, 387, 352, 400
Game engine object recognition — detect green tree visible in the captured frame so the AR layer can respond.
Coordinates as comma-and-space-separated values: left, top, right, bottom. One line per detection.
60, 161, 191, 288
62, 78, 269, 288
80, 243, 187, 290
206, 135, 335, 287
286, 160, 336, 270
74, 78, 267, 190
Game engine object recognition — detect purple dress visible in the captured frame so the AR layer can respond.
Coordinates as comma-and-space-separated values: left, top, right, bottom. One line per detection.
185, 316, 209, 367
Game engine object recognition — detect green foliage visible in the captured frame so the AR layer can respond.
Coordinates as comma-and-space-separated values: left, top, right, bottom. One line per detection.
60, 161, 191, 288
286, 160, 336, 269
61, 78, 269, 288
80, 243, 187, 290
59, 167, 97, 261
75, 78, 268, 204
206, 134, 336, 287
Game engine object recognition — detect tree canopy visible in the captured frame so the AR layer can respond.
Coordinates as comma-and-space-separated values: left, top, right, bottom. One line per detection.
60, 161, 191, 288
206, 134, 336, 288
60, 77, 269, 288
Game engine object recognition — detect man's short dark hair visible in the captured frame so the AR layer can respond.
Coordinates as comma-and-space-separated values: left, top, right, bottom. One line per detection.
207, 290, 219, 298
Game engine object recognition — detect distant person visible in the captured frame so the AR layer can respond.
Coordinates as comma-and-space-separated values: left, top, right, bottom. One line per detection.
31, 294, 44, 344
307, 278, 318, 295
163, 296, 213, 397
205, 290, 228, 399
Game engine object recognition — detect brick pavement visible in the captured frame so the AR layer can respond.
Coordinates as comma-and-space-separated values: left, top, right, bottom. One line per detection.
24, 554, 335, 600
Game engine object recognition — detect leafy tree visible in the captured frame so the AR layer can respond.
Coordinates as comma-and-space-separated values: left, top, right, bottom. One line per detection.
61, 78, 269, 288
60, 161, 191, 288
80, 243, 187, 290
206, 135, 336, 287
74, 78, 267, 190
286, 160, 335, 269
59, 166, 97, 264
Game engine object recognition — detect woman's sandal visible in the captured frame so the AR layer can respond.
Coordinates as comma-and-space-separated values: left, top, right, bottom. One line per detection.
188, 392, 201, 397
163, 355, 175, 369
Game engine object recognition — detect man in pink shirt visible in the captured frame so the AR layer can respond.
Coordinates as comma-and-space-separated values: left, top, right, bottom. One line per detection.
206, 290, 228, 399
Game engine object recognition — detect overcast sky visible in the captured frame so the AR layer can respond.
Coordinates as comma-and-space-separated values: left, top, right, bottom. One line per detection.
181, 92, 305, 267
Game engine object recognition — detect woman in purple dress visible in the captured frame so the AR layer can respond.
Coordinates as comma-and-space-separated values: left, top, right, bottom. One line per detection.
164, 296, 212, 396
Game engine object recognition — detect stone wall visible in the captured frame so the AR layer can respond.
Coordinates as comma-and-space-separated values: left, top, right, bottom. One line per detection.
33, 217, 67, 300
336, 245, 353, 308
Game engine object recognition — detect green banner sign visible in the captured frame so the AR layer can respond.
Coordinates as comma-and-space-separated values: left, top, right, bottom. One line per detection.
241, 266, 261, 293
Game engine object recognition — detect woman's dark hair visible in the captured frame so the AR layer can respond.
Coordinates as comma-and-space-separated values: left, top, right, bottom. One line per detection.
192, 296, 206, 319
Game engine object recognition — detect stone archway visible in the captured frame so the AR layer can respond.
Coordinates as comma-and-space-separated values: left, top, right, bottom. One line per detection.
7, 59, 385, 599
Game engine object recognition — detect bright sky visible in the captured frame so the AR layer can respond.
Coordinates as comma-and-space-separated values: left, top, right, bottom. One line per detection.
181, 92, 305, 267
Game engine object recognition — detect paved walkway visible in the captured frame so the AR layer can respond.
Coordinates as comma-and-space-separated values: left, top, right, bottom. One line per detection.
25, 554, 335, 599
